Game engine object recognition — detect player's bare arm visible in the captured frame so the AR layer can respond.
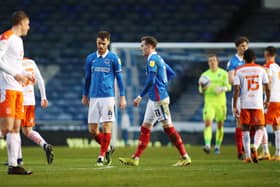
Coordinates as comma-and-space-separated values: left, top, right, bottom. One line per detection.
233, 85, 240, 117
263, 83, 270, 108
228, 70, 235, 85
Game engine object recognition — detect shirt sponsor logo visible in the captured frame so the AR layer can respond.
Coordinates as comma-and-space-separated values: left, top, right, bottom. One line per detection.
94, 67, 110, 73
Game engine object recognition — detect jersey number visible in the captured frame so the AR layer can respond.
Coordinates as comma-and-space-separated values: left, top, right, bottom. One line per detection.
245, 75, 259, 91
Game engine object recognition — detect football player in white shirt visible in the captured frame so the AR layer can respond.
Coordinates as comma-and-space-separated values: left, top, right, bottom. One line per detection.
233, 49, 270, 163
21, 58, 54, 164
263, 46, 280, 161
0, 10, 33, 175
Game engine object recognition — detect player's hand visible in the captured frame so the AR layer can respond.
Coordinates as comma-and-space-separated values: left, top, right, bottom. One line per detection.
119, 96, 127, 109
81, 96, 89, 106
26, 74, 35, 84
41, 99, 48, 108
233, 107, 240, 118
215, 86, 227, 94
133, 95, 142, 107
14, 73, 27, 83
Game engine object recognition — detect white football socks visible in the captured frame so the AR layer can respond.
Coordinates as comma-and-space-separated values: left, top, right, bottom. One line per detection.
275, 130, 280, 156
242, 131, 251, 158
253, 128, 264, 150
7, 133, 20, 167
262, 127, 269, 154
26, 130, 46, 148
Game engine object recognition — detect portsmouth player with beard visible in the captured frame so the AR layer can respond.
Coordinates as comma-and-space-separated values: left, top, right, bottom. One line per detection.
82, 31, 127, 166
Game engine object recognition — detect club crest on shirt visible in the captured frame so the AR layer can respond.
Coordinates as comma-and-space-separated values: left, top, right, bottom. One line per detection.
108, 110, 113, 119
104, 59, 111, 65
149, 61, 155, 67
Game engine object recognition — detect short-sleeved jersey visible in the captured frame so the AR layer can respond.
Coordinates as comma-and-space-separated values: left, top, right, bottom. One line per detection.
199, 68, 230, 104
83, 50, 122, 98
227, 54, 244, 71
234, 63, 269, 109
0, 30, 24, 91
264, 61, 280, 102
146, 52, 170, 101
22, 58, 47, 105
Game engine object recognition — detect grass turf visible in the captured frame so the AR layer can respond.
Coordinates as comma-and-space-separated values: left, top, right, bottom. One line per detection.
0, 145, 279, 187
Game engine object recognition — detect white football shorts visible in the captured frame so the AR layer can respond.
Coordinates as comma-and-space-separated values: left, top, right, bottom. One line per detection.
88, 97, 115, 124
143, 97, 172, 125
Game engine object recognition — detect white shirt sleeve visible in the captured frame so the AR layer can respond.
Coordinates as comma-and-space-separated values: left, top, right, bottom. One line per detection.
0, 40, 18, 76
33, 61, 47, 100
262, 68, 269, 84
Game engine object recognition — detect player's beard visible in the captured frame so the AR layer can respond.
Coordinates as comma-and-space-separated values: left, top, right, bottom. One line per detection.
98, 48, 106, 55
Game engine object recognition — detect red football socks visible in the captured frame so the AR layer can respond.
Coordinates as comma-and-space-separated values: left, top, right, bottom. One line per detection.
94, 133, 103, 145
134, 126, 151, 158
100, 133, 111, 157
235, 127, 244, 155
164, 126, 186, 156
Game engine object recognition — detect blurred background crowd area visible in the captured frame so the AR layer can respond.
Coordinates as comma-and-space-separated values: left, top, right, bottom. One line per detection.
0, 0, 279, 135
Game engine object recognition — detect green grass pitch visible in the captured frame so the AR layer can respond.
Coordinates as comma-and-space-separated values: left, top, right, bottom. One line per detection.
0, 145, 279, 187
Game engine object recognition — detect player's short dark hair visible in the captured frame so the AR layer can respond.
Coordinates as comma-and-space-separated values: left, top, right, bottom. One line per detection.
11, 10, 29, 26
243, 49, 256, 62
265, 46, 277, 56
141, 36, 158, 48
97, 31, 111, 40
207, 53, 219, 62
234, 36, 249, 47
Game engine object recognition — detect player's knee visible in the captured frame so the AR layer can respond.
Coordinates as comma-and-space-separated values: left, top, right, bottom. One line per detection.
22, 128, 30, 136
242, 125, 250, 131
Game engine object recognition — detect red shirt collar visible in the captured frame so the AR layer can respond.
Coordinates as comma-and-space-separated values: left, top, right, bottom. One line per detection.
264, 61, 275, 68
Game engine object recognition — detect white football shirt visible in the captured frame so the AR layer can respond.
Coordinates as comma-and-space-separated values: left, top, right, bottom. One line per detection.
22, 58, 47, 105
234, 63, 268, 109
266, 62, 280, 102
0, 30, 24, 91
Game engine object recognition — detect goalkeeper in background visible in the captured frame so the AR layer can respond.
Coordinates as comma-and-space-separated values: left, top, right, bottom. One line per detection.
198, 54, 231, 154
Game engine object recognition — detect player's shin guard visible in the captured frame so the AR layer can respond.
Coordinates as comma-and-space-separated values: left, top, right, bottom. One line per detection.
6, 133, 20, 167
94, 133, 103, 145
235, 127, 244, 155
164, 126, 186, 157
215, 127, 224, 147
242, 131, 251, 158
262, 127, 269, 154
204, 126, 212, 147
26, 130, 46, 148
100, 133, 111, 157
275, 130, 280, 156
133, 126, 151, 158
253, 128, 264, 150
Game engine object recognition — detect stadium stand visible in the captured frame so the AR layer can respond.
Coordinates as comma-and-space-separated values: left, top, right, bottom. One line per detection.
1, 0, 275, 131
